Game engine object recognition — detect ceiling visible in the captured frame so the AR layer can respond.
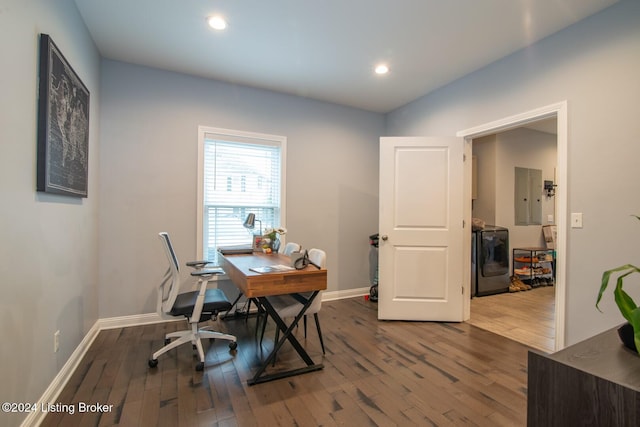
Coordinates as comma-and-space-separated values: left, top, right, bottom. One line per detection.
74, 0, 617, 114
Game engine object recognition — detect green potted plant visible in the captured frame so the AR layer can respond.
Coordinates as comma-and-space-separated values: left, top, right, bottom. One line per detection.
596, 215, 640, 354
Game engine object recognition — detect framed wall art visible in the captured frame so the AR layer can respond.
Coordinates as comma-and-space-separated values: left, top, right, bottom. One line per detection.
37, 33, 90, 197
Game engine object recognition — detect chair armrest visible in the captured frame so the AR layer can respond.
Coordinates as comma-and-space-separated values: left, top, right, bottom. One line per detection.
188, 268, 224, 293
186, 260, 211, 269
190, 267, 224, 277
189, 268, 224, 322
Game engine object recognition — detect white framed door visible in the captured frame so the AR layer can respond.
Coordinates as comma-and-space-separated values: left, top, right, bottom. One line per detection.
378, 136, 465, 321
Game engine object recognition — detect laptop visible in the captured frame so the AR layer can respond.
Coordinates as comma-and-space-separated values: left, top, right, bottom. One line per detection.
217, 245, 254, 255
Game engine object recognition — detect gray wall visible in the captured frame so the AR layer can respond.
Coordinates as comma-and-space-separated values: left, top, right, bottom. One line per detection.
387, 0, 640, 345
0, 0, 101, 425
98, 60, 383, 318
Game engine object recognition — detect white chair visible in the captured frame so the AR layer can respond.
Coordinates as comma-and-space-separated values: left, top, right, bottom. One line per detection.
261, 248, 326, 354
281, 241, 301, 256
149, 232, 237, 371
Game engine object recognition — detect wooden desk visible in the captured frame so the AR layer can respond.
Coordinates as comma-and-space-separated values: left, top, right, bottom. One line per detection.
220, 252, 327, 385
220, 252, 327, 298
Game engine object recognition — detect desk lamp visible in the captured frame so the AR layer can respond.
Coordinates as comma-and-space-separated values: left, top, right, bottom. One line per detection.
244, 213, 263, 251
243, 213, 262, 235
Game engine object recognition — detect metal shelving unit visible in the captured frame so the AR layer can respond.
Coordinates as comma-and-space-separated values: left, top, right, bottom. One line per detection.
512, 247, 555, 287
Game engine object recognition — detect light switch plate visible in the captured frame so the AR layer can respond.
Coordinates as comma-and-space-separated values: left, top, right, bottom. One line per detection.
571, 212, 583, 228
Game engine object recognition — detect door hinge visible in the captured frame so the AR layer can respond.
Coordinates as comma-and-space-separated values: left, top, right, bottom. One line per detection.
462, 286, 464, 295
463, 154, 467, 162
463, 220, 466, 228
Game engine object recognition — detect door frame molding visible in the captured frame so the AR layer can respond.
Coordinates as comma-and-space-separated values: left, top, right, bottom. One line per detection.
457, 101, 568, 351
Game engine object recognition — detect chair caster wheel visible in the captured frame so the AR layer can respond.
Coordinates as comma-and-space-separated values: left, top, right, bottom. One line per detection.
192, 344, 197, 350
148, 359, 158, 368
229, 341, 238, 350
164, 338, 171, 345
196, 362, 204, 371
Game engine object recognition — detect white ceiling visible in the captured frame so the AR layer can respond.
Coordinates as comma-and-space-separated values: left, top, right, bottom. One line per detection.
74, 0, 617, 113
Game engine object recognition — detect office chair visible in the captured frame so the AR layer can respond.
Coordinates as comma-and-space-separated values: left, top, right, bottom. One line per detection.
260, 248, 326, 355
149, 232, 237, 371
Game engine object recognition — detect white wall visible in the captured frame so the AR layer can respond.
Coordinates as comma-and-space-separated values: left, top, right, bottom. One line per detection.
387, 0, 640, 345
98, 60, 383, 318
472, 134, 497, 224
0, 0, 101, 425
473, 129, 557, 273
492, 128, 557, 249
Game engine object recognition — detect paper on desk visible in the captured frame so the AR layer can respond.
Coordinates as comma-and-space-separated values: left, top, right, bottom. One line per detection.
249, 264, 295, 273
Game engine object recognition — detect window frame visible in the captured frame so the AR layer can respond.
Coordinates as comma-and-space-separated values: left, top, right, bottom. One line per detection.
196, 126, 287, 261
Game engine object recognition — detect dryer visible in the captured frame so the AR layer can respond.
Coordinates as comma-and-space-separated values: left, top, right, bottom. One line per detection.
472, 225, 510, 296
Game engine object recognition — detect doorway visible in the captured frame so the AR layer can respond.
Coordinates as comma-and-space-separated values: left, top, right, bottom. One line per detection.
458, 102, 567, 352
468, 119, 557, 353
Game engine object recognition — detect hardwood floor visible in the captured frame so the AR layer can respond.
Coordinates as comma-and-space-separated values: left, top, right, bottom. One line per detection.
42, 297, 530, 426
469, 286, 555, 354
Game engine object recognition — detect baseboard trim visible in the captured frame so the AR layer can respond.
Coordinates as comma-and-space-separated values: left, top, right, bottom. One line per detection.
322, 286, 369, 301
97, 312, 181, 330
21, 322, 101, 427
23, 289, 371, 426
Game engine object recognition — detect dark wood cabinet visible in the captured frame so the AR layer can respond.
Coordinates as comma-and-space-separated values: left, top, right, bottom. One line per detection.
528, 326, 640, 426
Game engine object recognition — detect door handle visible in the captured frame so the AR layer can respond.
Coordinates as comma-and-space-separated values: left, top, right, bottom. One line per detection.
381, 235, 388, 241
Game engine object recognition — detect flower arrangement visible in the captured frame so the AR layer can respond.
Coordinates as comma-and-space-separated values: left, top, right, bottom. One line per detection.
261, 227, 287, 253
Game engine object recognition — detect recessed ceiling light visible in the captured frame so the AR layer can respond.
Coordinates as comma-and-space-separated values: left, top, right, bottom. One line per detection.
375, 64, 389, 75
207, 15, 227, 31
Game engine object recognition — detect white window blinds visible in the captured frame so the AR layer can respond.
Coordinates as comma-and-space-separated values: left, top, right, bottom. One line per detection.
200, 128, 285, 262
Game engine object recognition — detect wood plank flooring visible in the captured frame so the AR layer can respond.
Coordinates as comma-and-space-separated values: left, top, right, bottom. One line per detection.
468, 286, 555, 354
41, 297, 531, 426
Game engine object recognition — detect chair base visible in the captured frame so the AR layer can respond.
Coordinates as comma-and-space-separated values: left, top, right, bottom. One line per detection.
149, 321, 237, 371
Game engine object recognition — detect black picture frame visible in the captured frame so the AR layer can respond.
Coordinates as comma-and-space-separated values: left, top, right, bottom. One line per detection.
37, 34, 90, 197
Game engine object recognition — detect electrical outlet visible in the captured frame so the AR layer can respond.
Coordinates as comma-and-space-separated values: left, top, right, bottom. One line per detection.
54, 330, 60, 353
571, 212, 583, 228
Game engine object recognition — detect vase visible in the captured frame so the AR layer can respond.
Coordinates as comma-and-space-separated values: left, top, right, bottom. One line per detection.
271, 237, 281, 253
617, 322, 637, 353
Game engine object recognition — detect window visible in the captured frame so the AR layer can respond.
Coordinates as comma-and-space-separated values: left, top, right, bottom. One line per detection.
197, 126, 286, 262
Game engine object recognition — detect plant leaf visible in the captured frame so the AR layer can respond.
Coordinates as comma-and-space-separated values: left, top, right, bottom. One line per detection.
597, 264, 639, 311
613, 274, 638, 322
629, 308, 640, 355
598, 215, 640, 354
